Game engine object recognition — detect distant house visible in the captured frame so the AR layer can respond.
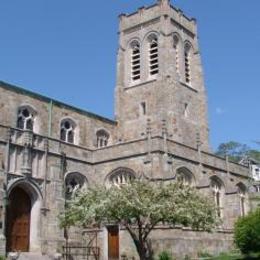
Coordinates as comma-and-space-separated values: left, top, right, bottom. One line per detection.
251, 164, 260, 182
240, 157, 260, 192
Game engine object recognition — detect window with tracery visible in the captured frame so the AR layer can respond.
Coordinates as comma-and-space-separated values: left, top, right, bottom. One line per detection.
173, 35, 180, 76
237, 184, 247, 217
96, 129, 109, 148
210, 179, 223, 218
131, 41, 141, 81
17, 107, 34, 131
60, 119, 75, 144
109, 168, 135, 187
184, 43, 192, 84
148, 35, 159, 76
254, 184, 260, 193
176, 167, 194, 186
65, 172, 87, 199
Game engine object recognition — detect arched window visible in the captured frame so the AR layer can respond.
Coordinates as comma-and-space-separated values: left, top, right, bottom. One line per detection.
173, 35, 180, 76
148, 34, 159, 76
210, 178, 224, 218
96, 129, 109, 148
184, 43, 192, 84
254, 184, 260, 193
60, 119, 75, 144
17, 107, 35, 131
130, 41, 141, 81
237, 183, 247, 217
176, 167, 194, 186
65, 172, 88, 199
108, 168, 136, 187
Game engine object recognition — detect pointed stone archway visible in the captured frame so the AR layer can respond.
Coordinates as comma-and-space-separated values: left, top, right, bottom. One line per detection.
6, 187, 31, 252
6, 179, 43, 253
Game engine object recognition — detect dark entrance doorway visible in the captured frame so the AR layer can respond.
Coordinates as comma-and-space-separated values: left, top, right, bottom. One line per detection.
6, 187, 31, 252
107, 226, 119, 260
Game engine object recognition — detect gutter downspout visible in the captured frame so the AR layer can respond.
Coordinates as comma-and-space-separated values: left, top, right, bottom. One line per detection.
48, 100, 53, 138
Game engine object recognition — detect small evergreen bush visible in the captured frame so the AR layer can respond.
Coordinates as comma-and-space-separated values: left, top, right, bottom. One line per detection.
234, 208, 260, 255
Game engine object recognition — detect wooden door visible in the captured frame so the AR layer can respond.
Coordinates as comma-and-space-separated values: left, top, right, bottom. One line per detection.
7, 187, 31, 252
108, 226, 119, 259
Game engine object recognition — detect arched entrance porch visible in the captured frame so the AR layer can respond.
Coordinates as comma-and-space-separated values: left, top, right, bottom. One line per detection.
6, 179, 42, 253
6, 187, 31, 252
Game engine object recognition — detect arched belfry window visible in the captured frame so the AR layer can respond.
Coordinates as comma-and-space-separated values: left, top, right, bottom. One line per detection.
173, 35, 180, 76
237, 183, 247, 217
210, 177, 224, 218
65, 172, 88, 199
96, 129, 110, 148
148, 34, 159, 76
17, 106, 35, 131
130, 40, 141, 81
108, 168, 136, 187
184, 43, 192, 84
176, 167, 194, 186
60, 119, 76, 144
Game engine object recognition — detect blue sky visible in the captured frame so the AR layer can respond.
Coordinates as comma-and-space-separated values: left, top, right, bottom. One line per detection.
0, 0, 259, 151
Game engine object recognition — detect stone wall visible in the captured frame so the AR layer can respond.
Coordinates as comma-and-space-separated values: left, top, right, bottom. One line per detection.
119, 227, 235, 259
0, 0, 255, 258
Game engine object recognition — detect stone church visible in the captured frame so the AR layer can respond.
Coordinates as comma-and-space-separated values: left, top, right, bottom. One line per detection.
0, 0, 253, 259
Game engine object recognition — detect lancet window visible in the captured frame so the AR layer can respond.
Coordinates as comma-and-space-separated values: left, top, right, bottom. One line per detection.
210, 178, 224, 218
96, 129, 109, 148
60, 119, 75, 144
131, 41, 141, 81
148, 35, 159, 76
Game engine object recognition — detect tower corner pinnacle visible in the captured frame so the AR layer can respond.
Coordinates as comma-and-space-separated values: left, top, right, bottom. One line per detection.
157, 0, 170, 6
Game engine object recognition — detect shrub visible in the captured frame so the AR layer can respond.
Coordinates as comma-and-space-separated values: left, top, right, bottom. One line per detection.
234, 208, 260, 255
198, 250, 212, 258
158, 251, 172, 260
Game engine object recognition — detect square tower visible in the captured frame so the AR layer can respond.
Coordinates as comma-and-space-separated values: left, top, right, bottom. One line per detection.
115, 0, 210, 151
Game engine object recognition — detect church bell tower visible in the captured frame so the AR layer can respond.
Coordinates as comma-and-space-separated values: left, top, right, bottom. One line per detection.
115, 0, 210, 151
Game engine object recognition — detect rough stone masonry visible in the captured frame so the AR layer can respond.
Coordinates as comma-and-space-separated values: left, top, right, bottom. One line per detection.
0, 0, 255, 259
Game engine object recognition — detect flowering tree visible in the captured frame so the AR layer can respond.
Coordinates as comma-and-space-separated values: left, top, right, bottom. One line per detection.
60, 180, 217, 260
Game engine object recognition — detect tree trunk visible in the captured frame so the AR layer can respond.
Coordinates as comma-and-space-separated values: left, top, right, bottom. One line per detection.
133, 238, 153, 260
125, 225, 153, 260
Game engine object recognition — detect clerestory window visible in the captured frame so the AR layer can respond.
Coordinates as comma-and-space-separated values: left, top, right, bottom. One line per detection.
60, 119, 75, 144
17, 107, 34, 131
96, 129, 109, 148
